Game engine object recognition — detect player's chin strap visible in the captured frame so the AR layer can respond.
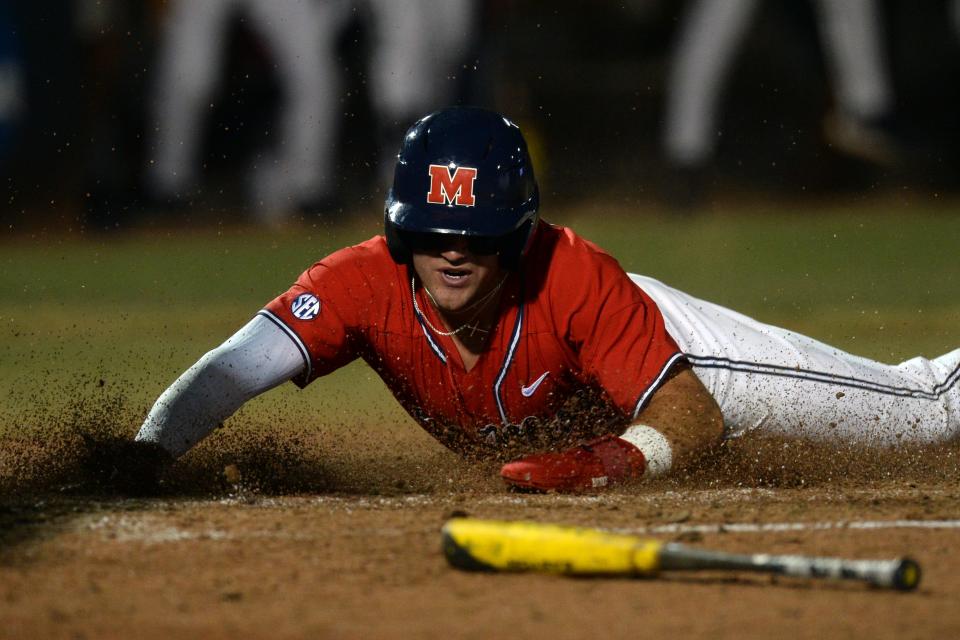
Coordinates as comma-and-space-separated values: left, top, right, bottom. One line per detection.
412, 275, 508, 337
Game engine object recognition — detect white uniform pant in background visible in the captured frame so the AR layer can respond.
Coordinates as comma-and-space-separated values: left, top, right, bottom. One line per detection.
663, 0, 893, 166
632, 274, 960, 445
365, 0, 476, 182
367, 0, 475, 122
146, 0, 347, 215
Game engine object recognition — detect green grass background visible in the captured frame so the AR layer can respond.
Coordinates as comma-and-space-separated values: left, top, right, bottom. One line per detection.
2, 200, 958, 436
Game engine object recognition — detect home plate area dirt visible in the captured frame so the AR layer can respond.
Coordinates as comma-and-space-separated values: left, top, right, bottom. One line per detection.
2, 423, 960, 639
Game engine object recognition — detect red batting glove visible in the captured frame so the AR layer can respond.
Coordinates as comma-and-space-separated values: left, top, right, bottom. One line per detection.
499, 434, 647, 492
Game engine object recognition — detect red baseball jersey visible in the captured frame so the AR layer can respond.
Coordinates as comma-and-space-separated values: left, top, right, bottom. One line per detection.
261, 222, 683, 457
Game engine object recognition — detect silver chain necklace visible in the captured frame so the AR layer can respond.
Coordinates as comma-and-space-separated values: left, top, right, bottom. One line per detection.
411, 275, 507, 337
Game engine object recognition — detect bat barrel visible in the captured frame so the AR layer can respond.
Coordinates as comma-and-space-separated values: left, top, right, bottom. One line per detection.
442, 518, 663, 575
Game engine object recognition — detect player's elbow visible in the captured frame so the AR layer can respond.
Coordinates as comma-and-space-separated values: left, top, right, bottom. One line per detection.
701, 395, 725, 444
684, 380, 725, 453
637, 367, 725, 469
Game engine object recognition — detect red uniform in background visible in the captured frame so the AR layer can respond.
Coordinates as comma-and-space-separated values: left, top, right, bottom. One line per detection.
261, 221, 683, 456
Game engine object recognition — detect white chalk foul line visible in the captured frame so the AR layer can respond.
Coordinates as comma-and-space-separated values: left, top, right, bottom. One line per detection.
613, 519, 960, 536
81, 511, 960, 546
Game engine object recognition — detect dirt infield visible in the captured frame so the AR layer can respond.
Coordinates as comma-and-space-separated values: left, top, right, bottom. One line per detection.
3, 412, 960, 639
2, 211, 958, 638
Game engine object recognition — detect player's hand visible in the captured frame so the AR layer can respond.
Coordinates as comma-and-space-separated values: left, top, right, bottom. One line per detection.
499, 434, 647, 492
82, 437, 174, 496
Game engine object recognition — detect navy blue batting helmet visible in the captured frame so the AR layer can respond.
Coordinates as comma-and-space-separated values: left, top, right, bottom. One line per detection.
384, 107, 539, 269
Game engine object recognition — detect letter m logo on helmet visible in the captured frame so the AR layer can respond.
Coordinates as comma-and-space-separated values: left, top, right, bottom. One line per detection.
426, 164, 477, 206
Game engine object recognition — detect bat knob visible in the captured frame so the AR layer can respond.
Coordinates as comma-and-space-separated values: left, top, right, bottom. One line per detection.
892, 558, 921, 591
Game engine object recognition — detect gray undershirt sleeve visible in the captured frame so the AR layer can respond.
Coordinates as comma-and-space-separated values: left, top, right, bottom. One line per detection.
135, 314, 307, 457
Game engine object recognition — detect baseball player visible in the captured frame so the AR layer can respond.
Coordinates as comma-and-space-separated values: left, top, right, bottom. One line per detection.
133, 107, 960, 493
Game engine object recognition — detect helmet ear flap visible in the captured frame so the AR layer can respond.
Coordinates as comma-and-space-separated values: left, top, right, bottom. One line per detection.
498, 218, 537, 271
384, 208, 411, 264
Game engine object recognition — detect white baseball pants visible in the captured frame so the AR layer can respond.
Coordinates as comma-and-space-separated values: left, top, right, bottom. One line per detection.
633, 274, 960, 445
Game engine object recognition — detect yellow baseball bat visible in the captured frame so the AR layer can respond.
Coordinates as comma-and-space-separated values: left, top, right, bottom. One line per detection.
441, 518, 920, 591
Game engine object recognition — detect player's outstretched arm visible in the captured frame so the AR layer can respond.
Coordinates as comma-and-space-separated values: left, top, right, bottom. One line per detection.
135, 314, 306, 458
501, 367, 723, 492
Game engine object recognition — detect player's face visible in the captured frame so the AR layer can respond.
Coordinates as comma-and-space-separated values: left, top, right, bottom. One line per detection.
410, 233, 504, 314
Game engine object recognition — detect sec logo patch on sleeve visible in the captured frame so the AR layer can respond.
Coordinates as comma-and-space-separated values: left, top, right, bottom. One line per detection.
291, 293, 321, 320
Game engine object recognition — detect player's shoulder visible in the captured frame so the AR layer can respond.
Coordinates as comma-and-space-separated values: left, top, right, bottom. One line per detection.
527, 220, 623, 276
319, 234, 390, 263
307, 234, 393, 272
301, 234, 402, 287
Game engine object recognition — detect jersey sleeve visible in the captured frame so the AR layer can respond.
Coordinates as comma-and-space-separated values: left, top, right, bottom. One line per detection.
554, 235, 684, 419
260, 246, 375, 387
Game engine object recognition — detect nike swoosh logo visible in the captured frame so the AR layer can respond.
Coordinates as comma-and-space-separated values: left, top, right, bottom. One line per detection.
521, 371, 550, 397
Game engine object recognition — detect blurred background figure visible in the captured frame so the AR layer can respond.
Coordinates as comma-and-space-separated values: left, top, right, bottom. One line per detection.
4, 2, 960, 232
144, 0, 477, 226
78, 0, 154, 231
145, 0, 348, 225
365, 0, 478, 183
663, 0, 897, 208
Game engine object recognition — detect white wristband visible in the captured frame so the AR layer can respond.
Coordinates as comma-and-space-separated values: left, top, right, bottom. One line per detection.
620, 425, 673, 478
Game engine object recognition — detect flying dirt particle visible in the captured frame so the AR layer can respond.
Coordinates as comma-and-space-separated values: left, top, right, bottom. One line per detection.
223, 464, 241, 485
836, 392, 845, 399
